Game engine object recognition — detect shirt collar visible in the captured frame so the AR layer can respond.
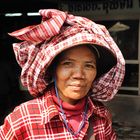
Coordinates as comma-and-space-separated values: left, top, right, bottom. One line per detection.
88, 97, 111, 122
41, 84, 60, 124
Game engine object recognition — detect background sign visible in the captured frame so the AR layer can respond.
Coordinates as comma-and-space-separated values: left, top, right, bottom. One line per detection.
59, 0, 140, 16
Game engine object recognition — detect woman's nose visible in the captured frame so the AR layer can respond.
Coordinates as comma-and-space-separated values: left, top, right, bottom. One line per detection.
72, 66, 85, 79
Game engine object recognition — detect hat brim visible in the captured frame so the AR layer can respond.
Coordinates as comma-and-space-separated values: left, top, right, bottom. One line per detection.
46, 44, 117, 81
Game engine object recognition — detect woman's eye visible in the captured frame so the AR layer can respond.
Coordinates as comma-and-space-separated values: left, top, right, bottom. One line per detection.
62, 61, 72, 66
85, 64, 95, 69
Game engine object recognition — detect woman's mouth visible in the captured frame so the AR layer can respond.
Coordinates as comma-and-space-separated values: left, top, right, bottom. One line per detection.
69, 85, 84, 91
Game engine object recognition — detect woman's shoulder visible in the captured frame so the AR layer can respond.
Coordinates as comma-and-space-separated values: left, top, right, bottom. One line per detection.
9, 85, 54, 119
6, 96, 44, 122
89, 97, 112, 121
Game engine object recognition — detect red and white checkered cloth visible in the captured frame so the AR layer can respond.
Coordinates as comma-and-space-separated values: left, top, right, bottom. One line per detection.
9, 9, 125, 101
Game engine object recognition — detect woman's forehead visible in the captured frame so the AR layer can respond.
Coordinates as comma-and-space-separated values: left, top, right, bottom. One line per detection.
58, 45, 97, 59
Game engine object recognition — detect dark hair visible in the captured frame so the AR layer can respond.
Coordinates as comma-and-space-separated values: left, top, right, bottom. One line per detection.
92, 45, 117, 78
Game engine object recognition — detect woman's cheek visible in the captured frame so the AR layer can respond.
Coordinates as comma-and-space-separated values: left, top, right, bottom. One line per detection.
57, 68, 71, 80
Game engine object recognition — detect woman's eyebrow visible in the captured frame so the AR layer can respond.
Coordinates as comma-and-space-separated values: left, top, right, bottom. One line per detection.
60, 57, 75, 61
61, 58, 96, 64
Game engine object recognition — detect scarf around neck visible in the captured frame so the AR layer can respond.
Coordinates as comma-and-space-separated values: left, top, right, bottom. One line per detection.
52, 93, 86, 133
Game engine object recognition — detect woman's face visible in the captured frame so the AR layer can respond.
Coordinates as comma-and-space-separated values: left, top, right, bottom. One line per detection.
55, 45, 97, 105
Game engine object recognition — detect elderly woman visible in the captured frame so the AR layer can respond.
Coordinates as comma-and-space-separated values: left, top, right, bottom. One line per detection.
0, 9, 125, 140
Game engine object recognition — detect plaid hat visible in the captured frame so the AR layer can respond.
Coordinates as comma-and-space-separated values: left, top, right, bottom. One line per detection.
9, 9, 125, 101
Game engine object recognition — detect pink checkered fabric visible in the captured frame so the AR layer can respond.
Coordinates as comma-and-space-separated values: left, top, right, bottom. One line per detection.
9, 9, 125, 101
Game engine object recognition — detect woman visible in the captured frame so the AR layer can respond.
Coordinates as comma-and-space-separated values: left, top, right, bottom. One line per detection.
0, 9, 125, 140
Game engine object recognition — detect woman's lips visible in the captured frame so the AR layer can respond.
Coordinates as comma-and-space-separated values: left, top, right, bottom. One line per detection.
69, 85, 84, 91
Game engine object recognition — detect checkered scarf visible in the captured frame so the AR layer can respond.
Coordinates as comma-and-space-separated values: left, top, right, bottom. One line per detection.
9, 9, 125, 101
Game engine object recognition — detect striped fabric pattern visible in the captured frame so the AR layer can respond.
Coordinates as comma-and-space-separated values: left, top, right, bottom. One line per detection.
9, 9, 125, 101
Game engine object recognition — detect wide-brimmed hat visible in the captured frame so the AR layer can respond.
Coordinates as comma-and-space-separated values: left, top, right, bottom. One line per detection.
9, 9, 125, 101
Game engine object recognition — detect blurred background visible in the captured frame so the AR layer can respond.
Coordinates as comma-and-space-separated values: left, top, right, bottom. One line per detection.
0, 0, 140, 139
